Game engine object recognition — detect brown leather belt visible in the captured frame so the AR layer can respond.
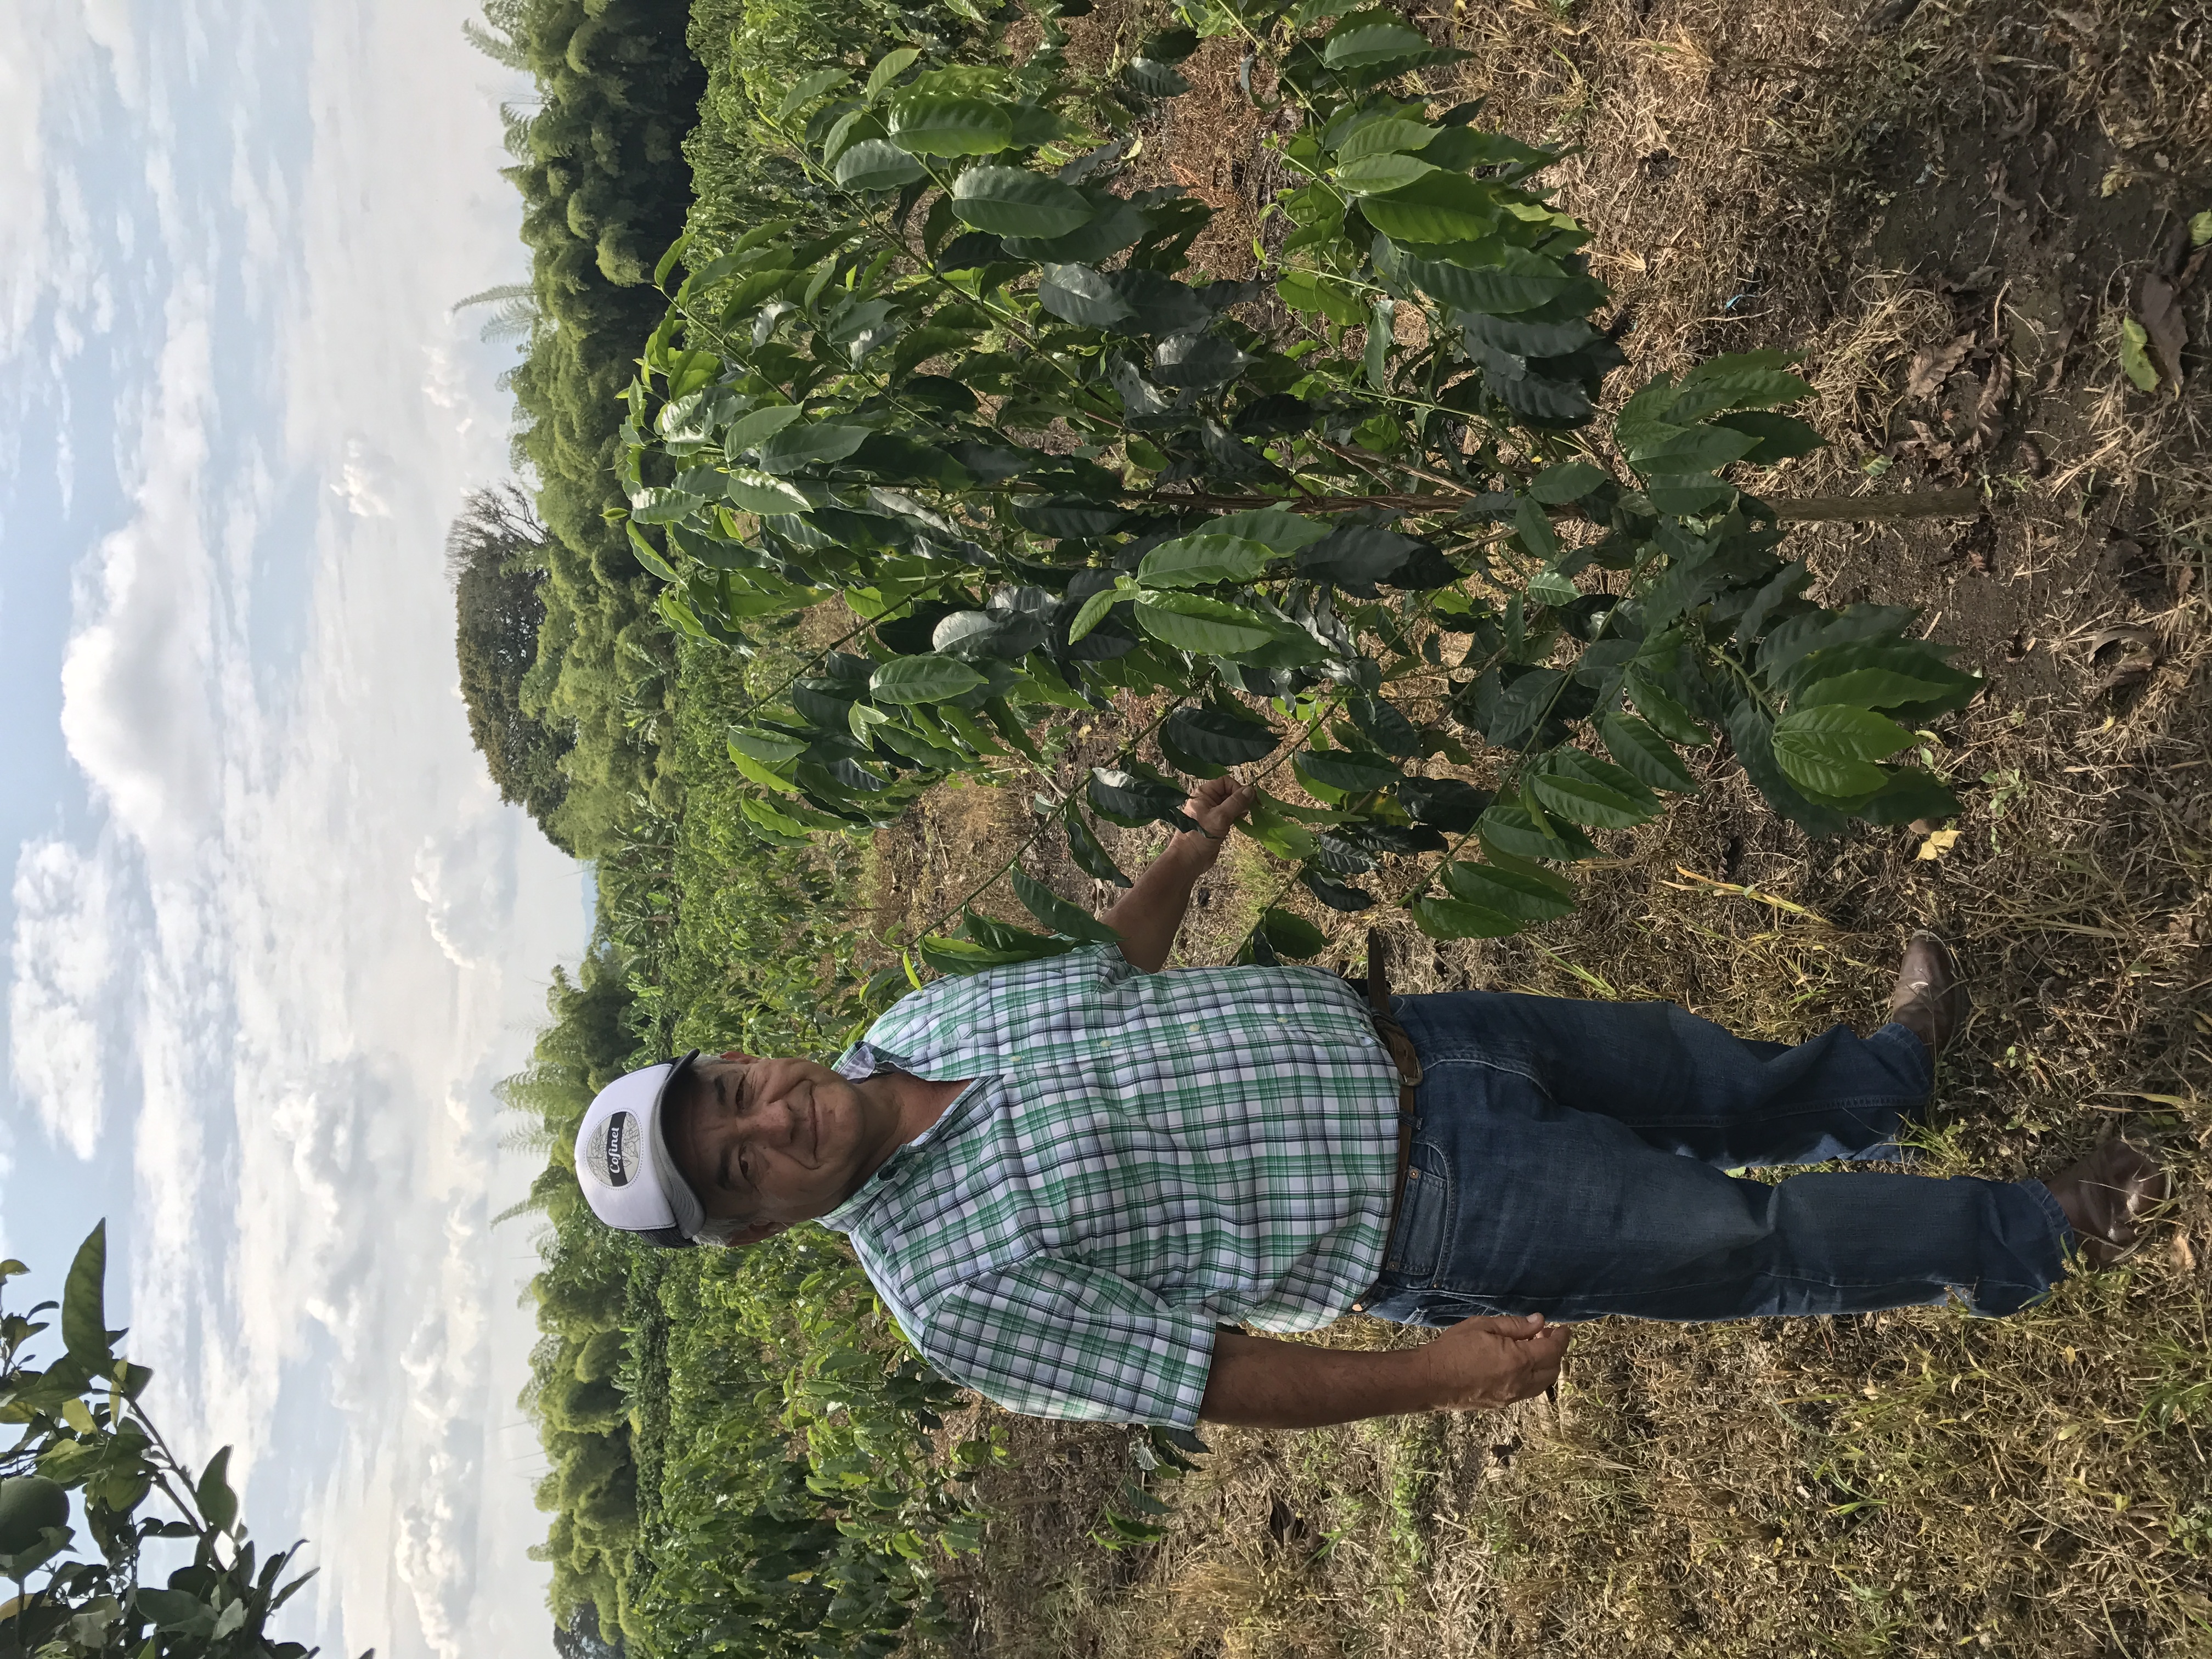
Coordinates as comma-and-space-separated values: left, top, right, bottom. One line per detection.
1358, 927, 1423, 1215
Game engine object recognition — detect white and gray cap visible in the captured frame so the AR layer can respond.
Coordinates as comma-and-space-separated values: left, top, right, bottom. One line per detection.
573, 1051, 707, 1248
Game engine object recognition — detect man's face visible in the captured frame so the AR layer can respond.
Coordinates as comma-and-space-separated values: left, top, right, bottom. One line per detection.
665, 1053, 882, 1245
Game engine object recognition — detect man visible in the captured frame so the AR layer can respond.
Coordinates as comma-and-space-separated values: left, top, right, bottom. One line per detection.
573, 778, 2171, 1430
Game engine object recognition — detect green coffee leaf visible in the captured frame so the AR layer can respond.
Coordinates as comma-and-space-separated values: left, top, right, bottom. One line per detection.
1295, 748, 1403, 797
869, 656, 990, 703
1357, 172, 1500, 244
775, 69, 851, 119
196, 1447, 239, 1534
864, 46, 923, 102
719, 467, 814, 514
1335, 117, 1437, 160
1301, 868, 1375, 911
952, 166, 1096, 239
721, 403, 806, 453
1238, 794, 1321, 859
887, 96, 1013, 156
1441, 861, 1575, 922
1162, 707, 1280, 765
1477, 803, 1599, 862
1598, 712, 1699, 793
1530, 749, 1660, 828
1137, 534, 1274, 588
1065, 812, 1131, 887
1259, 908, 1330, 958
1133, 594, 1280, 655
1011, 868, 1120, 943
1335, 153, 1436, 194
1066, 583, 1131, 643
1088, 767, 1197, 830
1410, 894, 1522, 940
1529, 460, 1607, 503
1038, 264, 1136, 328
1402, 245, 1584, 314
834, 138, 928, 191
1323, 17, 1432, 66
1771, 704, 1913, 798
1622, 668, 1712, 746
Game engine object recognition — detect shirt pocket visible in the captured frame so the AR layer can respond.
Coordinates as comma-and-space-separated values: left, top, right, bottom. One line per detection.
1383, 1141, 1453, 1283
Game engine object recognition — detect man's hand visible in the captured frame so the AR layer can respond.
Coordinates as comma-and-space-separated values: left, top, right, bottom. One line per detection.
1198, 1317, 1571, 1429
1098, 772, 1255, 972
1404, 1314, 1570, 1411
1185, 775, 1257, 842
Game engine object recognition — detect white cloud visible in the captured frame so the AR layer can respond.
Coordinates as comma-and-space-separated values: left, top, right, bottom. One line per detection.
414, 809, 523, 969
55, 291, 223, 860
330, 437, 396, 519
7, 835, 125, 1158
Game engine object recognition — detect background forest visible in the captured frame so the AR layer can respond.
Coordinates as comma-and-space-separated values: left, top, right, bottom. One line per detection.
452, 0, 2212, 1656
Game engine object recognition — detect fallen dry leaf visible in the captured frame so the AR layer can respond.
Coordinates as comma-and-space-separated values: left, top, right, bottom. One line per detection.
2139, 271, 2187, 387
1916, 827, 1960, 861
2168, 1232, 2197, 1273
1906, 332, 1976, 402
1971, 352, 2012, 451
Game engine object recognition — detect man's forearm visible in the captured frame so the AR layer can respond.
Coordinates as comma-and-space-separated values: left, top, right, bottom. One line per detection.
1198, 1330, 1446, 1427
1100, 830, 1218, 973
1198, 1319, 1570, 1428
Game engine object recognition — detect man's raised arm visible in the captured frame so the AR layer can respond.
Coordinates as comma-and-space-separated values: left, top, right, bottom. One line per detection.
1198, 1317, 1570, 1429
1100, 776, 1255, 972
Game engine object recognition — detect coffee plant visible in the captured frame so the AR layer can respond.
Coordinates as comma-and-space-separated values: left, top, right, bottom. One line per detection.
0, 1226, 354, 1659
618, 0, 1980, 970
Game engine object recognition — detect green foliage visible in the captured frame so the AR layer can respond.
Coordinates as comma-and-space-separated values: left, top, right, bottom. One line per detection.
468, 0, 709, 856
448, 484, 576, 847
618, 0, 1979, 972
0, 1232, 357, 1659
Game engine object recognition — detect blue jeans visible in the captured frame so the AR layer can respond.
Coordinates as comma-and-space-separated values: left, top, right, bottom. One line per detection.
1358, 992, 2072, 1325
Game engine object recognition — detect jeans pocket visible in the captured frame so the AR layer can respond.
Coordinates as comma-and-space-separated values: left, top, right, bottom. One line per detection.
1384, 1141, 1452, 1282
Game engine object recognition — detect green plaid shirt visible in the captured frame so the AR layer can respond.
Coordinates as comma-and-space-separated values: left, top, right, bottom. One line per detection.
820, 946, 1400, 1426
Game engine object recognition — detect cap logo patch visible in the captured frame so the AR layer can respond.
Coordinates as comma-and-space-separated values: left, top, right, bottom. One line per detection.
585, 1111, 637, 1188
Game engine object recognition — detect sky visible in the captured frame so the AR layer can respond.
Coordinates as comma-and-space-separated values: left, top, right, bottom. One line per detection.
0, 3, 591, 1657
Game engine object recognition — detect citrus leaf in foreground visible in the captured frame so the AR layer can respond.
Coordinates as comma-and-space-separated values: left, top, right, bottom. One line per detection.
61, 1222, 108, 1363
869, 656, 989, 704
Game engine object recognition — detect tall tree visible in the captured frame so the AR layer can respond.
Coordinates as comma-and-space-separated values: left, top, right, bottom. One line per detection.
447, 484, 574, 848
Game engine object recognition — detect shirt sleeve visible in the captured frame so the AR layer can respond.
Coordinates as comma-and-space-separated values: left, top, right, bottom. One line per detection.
909, 1257, 1218, 1427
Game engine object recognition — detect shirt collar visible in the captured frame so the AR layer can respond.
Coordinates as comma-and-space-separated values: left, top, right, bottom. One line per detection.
817, 1069, 994, 1233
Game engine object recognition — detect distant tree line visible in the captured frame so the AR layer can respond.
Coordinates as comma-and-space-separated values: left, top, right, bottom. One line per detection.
455, 0, 705, 856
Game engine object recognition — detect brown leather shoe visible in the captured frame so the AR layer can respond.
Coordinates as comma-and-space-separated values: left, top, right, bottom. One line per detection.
2043, 1138, 2172, 1268
1887, 931, 1967, 1058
